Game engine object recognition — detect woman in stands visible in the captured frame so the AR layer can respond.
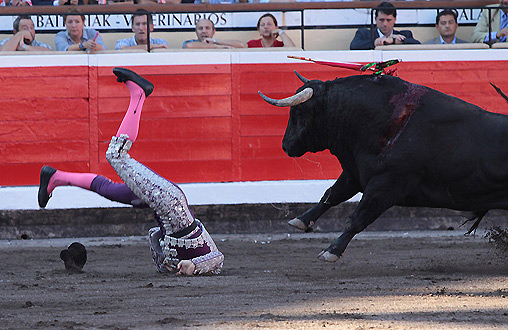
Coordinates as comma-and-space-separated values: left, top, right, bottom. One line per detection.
247, 13, 296, 48
55, 8, 106, 52
38, 68, 223, 276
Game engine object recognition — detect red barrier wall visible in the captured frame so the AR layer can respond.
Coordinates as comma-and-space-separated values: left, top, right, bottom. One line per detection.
1, 54, 507, 186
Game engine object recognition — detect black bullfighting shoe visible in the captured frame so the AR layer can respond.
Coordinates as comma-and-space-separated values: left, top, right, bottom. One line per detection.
38, 165, 56, 208
113, 67, 154, 97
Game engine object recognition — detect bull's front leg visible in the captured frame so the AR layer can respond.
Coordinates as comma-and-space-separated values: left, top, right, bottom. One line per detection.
318, 173, 419, 262
288, 172, 360, 232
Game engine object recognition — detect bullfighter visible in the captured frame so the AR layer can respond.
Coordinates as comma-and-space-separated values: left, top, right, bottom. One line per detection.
38, 68, 223, 276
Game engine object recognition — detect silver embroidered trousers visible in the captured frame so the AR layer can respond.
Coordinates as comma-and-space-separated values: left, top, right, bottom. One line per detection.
106, 135, 194, 235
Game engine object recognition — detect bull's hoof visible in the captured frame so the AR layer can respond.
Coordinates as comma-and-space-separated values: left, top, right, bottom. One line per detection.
288, 218, 314, 232
288, 218, 307, 231
288, 218, 309, 231
318, 250, 339, 262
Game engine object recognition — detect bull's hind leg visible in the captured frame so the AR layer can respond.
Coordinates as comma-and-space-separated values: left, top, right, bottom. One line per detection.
318, 174, 419, 262
289, 171, 360, 231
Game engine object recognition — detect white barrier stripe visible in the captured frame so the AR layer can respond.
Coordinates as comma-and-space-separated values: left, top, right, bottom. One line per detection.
0, 49, 506, 69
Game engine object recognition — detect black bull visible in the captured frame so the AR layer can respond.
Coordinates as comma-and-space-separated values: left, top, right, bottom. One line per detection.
259, 73, 508, 262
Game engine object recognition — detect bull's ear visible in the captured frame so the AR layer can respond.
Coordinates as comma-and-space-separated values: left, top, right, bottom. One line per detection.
294, 71, 310, 83
258, 88, 313, 107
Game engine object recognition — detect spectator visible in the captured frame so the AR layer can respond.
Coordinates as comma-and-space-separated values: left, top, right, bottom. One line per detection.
32, 0, 54, 4
183, 18, 246, 49
471, 0, 508, 44
134, 0, 173, 3
425, 9, 467, 44
247, 13, 296, 48
350, 2, 420, 50
53, 0, 94, 5
0, 15, 52, 52
115, 9, 168, 51
55, 8, 105, 52
0, 0, 32, 5
54, 0, 84, 4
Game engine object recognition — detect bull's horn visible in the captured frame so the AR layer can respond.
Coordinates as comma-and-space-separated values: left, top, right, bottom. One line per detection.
294, 71, 310, 83
258, 87, 313, 107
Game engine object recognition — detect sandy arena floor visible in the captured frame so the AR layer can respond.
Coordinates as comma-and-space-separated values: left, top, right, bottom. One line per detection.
1, 231, 507, 330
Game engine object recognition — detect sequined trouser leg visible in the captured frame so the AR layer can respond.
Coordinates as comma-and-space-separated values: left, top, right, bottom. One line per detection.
105, 136, 194, 235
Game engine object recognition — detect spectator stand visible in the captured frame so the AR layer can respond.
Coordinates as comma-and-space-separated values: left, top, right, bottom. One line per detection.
0, 1, 502, 52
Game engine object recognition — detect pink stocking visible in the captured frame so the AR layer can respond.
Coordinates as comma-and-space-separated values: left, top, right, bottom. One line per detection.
47, 170, 97, 194
115, 81, 146, 142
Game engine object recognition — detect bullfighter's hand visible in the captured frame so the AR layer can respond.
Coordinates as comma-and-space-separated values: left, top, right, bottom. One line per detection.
176, 260, 196, 276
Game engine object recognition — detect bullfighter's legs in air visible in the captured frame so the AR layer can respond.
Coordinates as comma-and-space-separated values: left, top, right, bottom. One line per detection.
105, 68, 223, 275
39, 68, 223, 275
37, 68, 153, 209
104, 67, 195, 236
38, 167, 145, 208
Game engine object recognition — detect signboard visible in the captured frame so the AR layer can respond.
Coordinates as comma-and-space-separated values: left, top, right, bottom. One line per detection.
0, 8, 484, 33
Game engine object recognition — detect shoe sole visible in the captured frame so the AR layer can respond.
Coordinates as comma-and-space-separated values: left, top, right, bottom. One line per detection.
113, 67, 154, 97
38, 166, 56, 208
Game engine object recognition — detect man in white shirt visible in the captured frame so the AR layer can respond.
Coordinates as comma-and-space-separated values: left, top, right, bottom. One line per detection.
115, 9, 168, 51
0, 15, 52, 52
182, 18, 245, 49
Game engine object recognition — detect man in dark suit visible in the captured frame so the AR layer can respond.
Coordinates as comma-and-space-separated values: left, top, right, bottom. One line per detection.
350, 2, 420, 50
425, 9, 467, 44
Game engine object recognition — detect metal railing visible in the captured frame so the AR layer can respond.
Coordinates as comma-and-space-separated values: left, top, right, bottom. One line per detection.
0, 0, 503, 51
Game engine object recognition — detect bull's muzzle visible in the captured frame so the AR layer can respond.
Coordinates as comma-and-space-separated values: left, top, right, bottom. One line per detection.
258, 87, 314, 107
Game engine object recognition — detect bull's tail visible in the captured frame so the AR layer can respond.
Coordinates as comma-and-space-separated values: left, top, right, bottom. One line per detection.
461, 210, 489, 235
490, 83, 508, 104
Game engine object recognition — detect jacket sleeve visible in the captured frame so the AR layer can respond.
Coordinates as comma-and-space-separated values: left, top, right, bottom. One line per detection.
189, 221, 224, 275
191, 250, 224, 275
471, 7, 498, 43
350, 28, 374, 50
400, 30, 421, 44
